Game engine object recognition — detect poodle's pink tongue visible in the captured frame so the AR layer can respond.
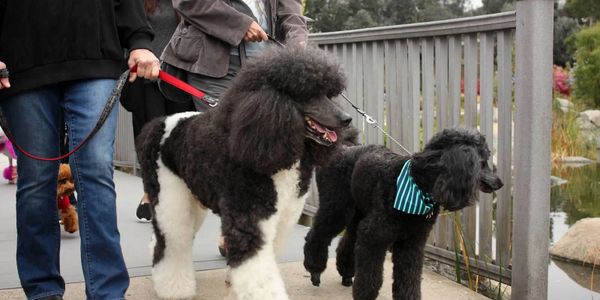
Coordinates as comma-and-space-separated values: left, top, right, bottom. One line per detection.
325, 130, 337, 143
312, 122, 338, 142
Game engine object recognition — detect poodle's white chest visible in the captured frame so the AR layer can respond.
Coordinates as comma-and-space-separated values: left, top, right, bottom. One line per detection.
271, 161, 308, 219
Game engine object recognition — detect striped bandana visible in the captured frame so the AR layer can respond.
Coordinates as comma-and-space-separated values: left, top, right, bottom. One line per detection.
393, 160, 434, 215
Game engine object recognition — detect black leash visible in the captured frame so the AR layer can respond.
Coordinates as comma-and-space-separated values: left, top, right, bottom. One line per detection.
0, 70, 131, 161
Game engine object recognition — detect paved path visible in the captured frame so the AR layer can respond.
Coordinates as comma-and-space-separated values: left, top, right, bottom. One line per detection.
0, 159, 486, 299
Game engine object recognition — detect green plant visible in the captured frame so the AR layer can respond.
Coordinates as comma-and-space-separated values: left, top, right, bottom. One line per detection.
554, 16, 580, 67
551, 98, 596, 162
448, 211, 511, 300
568, 23, 600, 107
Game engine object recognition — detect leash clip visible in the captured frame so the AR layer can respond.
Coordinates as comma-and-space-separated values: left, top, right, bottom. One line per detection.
201, 95, 219, 107
356, 109, 376, 125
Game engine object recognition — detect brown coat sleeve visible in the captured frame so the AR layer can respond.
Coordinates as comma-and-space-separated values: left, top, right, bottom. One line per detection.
276, 0, 308, 45
173, 0, 254, 46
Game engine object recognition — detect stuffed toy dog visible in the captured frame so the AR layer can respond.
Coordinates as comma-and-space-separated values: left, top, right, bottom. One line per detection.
57, 163, 78, 233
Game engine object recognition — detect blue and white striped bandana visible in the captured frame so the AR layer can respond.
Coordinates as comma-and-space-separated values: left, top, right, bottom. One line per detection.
393, 160, 434, 215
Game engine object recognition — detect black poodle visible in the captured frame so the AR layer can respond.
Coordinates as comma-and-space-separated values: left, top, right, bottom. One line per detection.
136, 46, 352, 300
303, 128, 504, 300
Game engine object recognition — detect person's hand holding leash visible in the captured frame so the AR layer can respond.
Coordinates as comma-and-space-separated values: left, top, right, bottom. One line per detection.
128, 49, 160, 82
244, 21, 268, 42
0, 61, 10, 89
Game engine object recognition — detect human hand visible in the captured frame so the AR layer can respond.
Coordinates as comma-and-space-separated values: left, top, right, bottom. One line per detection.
0, 61, 11, 89
244, 21, 268, 42
127, 49, 160, 82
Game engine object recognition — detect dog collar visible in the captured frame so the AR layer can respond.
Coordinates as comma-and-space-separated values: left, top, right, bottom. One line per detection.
393, 160, 434, 216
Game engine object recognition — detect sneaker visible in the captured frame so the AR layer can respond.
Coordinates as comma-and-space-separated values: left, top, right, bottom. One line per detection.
136, 200, 152, 222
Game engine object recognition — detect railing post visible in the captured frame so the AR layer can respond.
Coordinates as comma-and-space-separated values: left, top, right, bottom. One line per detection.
512, 1, 553, 299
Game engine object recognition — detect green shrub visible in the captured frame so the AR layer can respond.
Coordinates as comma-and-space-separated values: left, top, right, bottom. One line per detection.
568, 24, 600, 107
554, 16, 579, 67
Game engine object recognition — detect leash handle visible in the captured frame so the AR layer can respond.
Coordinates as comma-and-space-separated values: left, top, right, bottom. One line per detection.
130, 65, 218, 107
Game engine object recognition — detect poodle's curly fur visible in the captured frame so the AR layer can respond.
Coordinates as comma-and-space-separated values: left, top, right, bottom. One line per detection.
303, 128, 504, 300
136, 46, 352, 300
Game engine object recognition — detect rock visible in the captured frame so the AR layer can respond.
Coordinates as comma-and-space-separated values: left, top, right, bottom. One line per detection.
551, 176, 568, 186
559, 156, 594, 164
550, 218, 600, 265
580, 110, 600, 127
556, 98, 574, 113
576, 114, 596, 131
558, 156, 594, 168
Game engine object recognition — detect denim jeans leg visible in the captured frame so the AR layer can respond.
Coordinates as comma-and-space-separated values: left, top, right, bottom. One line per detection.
63, 78, 129, 300
0, 86, 65, 300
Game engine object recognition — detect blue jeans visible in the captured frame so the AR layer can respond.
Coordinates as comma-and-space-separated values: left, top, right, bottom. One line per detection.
0, 79, 129, 300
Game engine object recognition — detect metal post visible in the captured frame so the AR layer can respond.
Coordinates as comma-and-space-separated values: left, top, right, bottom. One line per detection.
512, 1, 553, 299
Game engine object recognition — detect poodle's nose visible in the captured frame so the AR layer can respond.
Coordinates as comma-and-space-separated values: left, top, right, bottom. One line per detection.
339, 112, 352, 127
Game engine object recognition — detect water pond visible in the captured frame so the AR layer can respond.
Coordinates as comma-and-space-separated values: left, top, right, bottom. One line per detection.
549, 163, 600, 299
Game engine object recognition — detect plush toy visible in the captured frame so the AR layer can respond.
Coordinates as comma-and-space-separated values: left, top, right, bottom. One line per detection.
3, 165, 16, 183
0, 133, 17, 184
57, 163, 78, 233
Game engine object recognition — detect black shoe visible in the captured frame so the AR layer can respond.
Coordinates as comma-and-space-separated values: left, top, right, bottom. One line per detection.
136, 200, 152, 222
40, 295, 63, 300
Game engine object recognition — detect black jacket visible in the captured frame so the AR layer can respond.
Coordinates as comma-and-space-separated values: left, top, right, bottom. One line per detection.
0, 0, 154, 98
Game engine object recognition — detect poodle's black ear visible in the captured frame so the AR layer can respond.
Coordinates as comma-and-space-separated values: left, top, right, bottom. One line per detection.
433, 145, 481, 211
228, 89, 305, 174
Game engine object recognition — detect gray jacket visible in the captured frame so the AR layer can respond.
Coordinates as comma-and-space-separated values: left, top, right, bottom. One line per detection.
161, 0, 308, 78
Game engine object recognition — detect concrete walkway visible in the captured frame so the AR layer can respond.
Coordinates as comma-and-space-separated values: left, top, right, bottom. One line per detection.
0, 159, 486, 299
0, 258, 487, 300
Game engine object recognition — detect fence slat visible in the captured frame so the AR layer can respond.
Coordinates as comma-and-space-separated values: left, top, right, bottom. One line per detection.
461, 33, 478, 254
435, 37, 449, 131
478, 32, 495, 262
448, 35, 462, 127
421, 37, 436, 246
408, 39, 421, 153
114, 106, 136, 167
496, 30, 514, 269
363, 43, 376, 144
421, 38, 435, 146
341, 43, 360, 128
355, 43, 365, 143
396, 40, 409, 148
446, 36, 463, 251
374, 41, 386, 145
434, 36, 449, 249
385, 41, 400, 152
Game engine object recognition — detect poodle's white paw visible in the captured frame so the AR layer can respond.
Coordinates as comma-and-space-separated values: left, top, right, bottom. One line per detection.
230, 266, 289, 300
152, 265, 196, 300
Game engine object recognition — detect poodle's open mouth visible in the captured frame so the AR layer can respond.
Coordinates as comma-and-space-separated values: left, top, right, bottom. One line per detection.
305, 116, 338, 146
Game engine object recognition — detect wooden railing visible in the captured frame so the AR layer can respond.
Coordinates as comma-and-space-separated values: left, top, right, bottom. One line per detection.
306, 11, 516, 285
114, 3, 554, 298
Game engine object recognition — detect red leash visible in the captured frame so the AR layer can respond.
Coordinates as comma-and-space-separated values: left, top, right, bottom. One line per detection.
130, 65, 216, 106
0, 66, 214, 161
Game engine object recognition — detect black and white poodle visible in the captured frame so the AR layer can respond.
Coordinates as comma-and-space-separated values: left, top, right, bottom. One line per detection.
135, 46, 352, 300
303, 128, 504, 300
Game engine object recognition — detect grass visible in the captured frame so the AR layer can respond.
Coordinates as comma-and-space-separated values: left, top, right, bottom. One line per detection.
448, 211, 511, 300
551, 97, 596, 163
